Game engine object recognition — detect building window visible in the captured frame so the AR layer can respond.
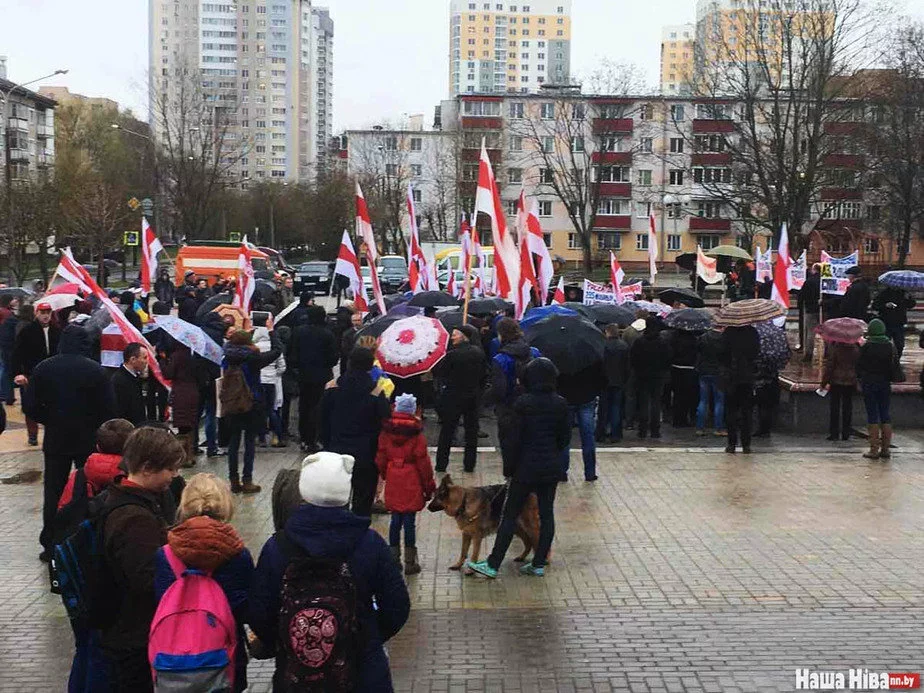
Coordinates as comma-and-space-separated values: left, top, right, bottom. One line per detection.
669, 138, 684, 153
666, 203, 682, 218
637, 169, 652, 186
509, 102, 524, 119
598, 198, 629, 215
597, 232, 621, 250
693, 167, 732, 184
694, 134, 725, 153
639, 137, 653, 153
670, 104, 685, 121
506, 200, 519, 216
509, 135, 523, 151
413, 189, 422, 203
538, 200, 553, 216
508, 167, 523, 184
541, 136, 554, 152
638, 104, 653, 120
568, 233, 579, 249
667, 234, 682, 251
410, 137, 422, 151
669, 169, 684, 185
698, 234, 720, 250
636, 234, 649, 251
462, 163, 479, 181
571, 136, 585, 153
596, 166, 630, 182
636, 201, 652, 218
601, 136, 630, 152
462, 100, 502, 116
540, 102, 554, 119
864, 238, 880, 253
696, 201, 723, 218
385, 164, 399, 177
572, 103, 586, 120
385, 136, 398, 151
410, 164, 422, 177
539, 168, 554, 184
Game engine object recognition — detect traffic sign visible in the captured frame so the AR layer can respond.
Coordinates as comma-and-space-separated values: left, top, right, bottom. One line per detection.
124, 230, 140, 247
229, 231, 242, 242
127, 197, 140, 210
141, 198, 154, 216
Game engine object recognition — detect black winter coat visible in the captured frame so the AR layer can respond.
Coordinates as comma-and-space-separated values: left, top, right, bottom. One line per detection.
696, 330, 725, 378
557, 362, 604, 406
872, 287, 916, 328
602, 337, 629, 388
629, 331, 673, 380
669, 330, 698, 368
110, 366, 147, 426
507, 360, 570, 482
289, 324, 338, 385
798, 273, 821, 315
840, 279, 871, 320
12, 320, 60, 377
320, 370, 391, 466
856, 341, 894, 386
154, 277, 175, 306
719, 326, 760, 387
434, 341, 486, 400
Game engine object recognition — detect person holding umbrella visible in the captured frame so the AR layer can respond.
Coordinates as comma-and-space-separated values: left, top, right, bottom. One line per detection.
719, 326, 760, 454
872, 284, 915, 357
629, 317, 672, 440
817, 319, 862, 441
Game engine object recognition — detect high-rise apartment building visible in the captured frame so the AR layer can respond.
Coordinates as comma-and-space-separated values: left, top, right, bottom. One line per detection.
660, 24, 695, 95
449, 0, 572, 96
149, 0, 333, 186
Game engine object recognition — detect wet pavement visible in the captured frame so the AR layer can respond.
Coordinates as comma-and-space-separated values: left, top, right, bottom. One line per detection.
0, 413, 923, 691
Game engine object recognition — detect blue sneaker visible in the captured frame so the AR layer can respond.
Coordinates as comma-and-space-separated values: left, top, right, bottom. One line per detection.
519, 563, 545, 577
467, 560, 497, 578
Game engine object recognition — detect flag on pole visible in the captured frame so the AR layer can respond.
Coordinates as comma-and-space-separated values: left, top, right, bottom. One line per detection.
425, 247, 438, 293
514, 190, 539, 319
771, 222, 792, 309
140, 217, 163, 296
610, 252, 627, 305
525, 198, 553, 305
472, 222, 486, 295
232, 235, 255, 312
648, 214, 659, 285
406, 185, 428, 292
552, 276, 565, 305
334, 230, 368, 312
356, 183, 386, 315
696, 245, 722, 284
474, 139, 518, 299
446, 265, 458, 298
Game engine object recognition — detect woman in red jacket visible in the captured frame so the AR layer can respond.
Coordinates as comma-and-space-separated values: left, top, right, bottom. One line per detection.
375, 393, 435, 575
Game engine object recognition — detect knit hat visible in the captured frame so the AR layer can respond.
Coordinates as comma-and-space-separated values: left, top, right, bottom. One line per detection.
865, 318, 890, 344
298, 452, 355, 507
395, 393, 417, 415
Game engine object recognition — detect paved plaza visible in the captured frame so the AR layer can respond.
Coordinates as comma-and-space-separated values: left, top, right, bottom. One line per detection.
1, 406, 923, 692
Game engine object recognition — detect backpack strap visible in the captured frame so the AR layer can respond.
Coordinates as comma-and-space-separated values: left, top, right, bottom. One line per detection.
162, 544, 212, 579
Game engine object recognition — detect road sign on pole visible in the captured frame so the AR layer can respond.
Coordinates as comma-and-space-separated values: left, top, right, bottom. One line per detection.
141, 198, 154, 217
127, 197, 140, 211
123, 230, 140, 247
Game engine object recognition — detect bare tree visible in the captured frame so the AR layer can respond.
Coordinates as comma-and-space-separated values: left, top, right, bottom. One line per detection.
0, 180, 59, 285
579, 59, 651, 96
349, 130, 412, 254
64, 179, 133, 285
421, 134, 459, 241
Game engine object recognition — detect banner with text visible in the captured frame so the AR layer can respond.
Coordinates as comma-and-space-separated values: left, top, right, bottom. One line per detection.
820, 250, 858, 296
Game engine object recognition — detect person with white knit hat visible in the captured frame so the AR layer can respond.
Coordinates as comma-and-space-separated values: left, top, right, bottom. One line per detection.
250, 450, 411, 691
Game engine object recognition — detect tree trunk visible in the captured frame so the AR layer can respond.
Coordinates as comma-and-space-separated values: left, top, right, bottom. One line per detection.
582, 243, 593, 274
898, 216, 911, 268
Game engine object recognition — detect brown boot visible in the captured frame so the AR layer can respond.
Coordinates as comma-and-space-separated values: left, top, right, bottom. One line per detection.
863, 424, 881, 459
404, 546, 421, 575
390, 546, 401, 566
230, 479, 243, 494
879, 424, 892, 459
178, 434, 196, 468
241, 480, 262, 494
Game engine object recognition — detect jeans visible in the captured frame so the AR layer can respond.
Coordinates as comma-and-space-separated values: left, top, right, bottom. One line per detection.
598, 386, 623, 440
41, 452, 89, 551
802, 312, 820, 361
862, 381, 891, 424
696, 375, 725, 430
561, 400, 597, 480
388, 512, 417, 547
725, 384, 754, 450
227, 421, 256, 482
69, 626, 109, 693
298, 381, 325, 447
0, 358, 10, 403
260, 384, 283, 438
828, 383, 854, 438
436, 393, 479, 471
636, 377, 664, 437
487, 480, 558, 569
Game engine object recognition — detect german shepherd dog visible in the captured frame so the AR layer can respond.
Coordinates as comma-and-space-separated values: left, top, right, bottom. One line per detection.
427, 475, 541, 571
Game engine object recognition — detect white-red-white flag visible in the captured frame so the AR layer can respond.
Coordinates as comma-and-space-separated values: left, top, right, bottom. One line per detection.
406, 185, 428, 292
515, 191, 539, 319
474, 139, 518, 299
696, 245, 722, 284
525, 197, 553, 305
610, 251, 625, 289
471, 222, 486, 295
446, 264, 457, 298
356, 183, 386, 314
140, 217, 163, 295
334, 230, 369, 312
772, 222, 792, 309
552, 276, 565, 305
648, 214, 659, 285
233, 236, 255, 312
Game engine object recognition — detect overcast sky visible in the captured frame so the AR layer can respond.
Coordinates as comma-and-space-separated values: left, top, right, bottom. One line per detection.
1, 0, 918, 131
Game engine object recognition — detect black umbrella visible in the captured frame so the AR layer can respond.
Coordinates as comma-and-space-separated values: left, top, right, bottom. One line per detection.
0, 287, 33, 300
658, 288, 705, 308
356, 314, 407, 340
585, 303, 636, 327
195, 292, 233, 317
562, 302, 594, 319
438, 310, 466, 331
407, 291, 459, 308
675, 253, 697, 271
467, 298, 502, 315
524, 314, 604, 375
664, 308, 714, 332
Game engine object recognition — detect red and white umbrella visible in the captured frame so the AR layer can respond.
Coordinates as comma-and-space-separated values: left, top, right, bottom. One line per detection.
41, 293, 81, 311
376, 315, 449, 378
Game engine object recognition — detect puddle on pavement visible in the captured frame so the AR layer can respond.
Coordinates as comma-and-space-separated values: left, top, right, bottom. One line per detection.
0, 469, 42, 485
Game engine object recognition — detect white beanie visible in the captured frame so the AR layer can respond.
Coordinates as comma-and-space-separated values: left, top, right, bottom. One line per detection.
298, 452, 355, 507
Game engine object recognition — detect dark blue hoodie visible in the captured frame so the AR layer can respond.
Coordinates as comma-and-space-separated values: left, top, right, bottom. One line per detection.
249, 504, 410, 692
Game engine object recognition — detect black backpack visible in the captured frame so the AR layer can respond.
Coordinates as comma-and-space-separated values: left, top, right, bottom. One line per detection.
275, 531, 363, 692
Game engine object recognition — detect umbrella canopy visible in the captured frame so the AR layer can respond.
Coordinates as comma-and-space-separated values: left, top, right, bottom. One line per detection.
0, 287, 33, 299
41, 293, 81, 312
387, 303, 424, 318
213, 303, 251, 332
467, 298, 503, 315
407, 291, 459, 308
706, 245, 753, 261
275, 299, 300, 326
253, 279, 277, 305
438, 310, 466, 331
715, 299, 785, 327
356, 314, 406, 340
562, 302, 594, 318
151, 315, 224, 365
623, 300, 673, 317
584, 303, 636, 327
46, 282, 83, 296
878, 270, 924, 290
196, 292, 233, 317
814, 317, 867, 344
524, 314, 604, 375
754, 320, 792, 372
658, 288, 705, 308
520, 304, 579, 329
376, 315, 450, 378
665, 308, 714, 332
675, 253, 697, 271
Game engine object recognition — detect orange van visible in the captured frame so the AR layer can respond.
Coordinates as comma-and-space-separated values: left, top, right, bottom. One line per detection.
175, 241, 271, 287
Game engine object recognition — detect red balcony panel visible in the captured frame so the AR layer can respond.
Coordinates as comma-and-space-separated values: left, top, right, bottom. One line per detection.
338, 150, 347, 159
461, 95, 503, 102
460, 148, 501, 163
823, 153, 862, 168
598, 182, 632, 197
690, 152, 731, 166
816, 218, 863, 232
691, 119, 735, 134
825, 122, 859, 135
820, 187, 862, 200
591, 151, 633, 165
689, 217, 731, 231
594, 215, 632, 229
461, 117, 504, 130
592, 118, 634, 135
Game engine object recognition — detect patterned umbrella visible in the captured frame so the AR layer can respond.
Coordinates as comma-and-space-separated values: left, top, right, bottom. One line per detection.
624, 300, 673, 317
878, 270, 924, 290
585, 303, 636, 327
665, 308, 714, 332
715, 299, 785, 327
814, 317, 867, 344
376, 315, 450, 378
151, 315, 224, 365
213, 303, 252, 332
356, 314, 405, 340
754, 320, 792, 373
524, 314, 604, 375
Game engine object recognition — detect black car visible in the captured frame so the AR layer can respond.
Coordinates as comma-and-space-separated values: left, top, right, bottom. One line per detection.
378, 256, 409, 294
295, 260, 334, 294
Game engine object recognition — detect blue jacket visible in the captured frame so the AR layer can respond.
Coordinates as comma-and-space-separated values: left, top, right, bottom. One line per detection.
249, 504, 410, 692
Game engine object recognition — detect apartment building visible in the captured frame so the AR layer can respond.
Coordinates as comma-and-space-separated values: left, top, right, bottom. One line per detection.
149, 0, 333, 185
449, 0, 572, 97
0, 76, 56, 185
38, 86, 119, 112
660, 24, 695, 96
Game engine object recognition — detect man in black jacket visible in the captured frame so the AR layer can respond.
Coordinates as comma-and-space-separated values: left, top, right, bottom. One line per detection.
798, 264, 821, 362
720, 325, 760, 454
111, 343, 149, 425
839, 266, 871, 320
629, 317, 673, 439
12, 302, 60, 446
597, 324, 629, 443
872, 285, 916, 357
23, 325, 115, 561
289, 305, 338, 452
434, 325, 486, 472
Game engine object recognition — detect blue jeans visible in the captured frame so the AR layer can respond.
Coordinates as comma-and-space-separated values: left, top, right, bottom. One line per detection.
69, 627, 109, 693
862, 381, 891, 424
0, 358, 9, 403
562, 400, 597, 480
598, 386, 623, 439
696, 375, 725, 431
389, 512, 417, 547
260, 384, 283, 438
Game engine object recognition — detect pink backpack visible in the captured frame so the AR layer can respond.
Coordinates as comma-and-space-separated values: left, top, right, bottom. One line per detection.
148, 545, 238, 692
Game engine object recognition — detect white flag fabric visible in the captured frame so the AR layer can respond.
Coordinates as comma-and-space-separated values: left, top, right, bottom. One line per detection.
474, 139, 518, 298
356, 183, 386, 314
334, 230, 368, 312
696, 245, 723, 284
140, 217, 163, 295
648, 214, 658, 285
771, 223, 792, 309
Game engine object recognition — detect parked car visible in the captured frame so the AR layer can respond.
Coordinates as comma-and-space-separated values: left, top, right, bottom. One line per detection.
294, 260, 333, 294
378, 255, 409, 294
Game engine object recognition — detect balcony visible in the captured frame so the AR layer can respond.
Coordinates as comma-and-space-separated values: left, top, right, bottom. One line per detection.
691, 119, 735, 134
689, 217, 731, 231
592, 118, 633, 135
591, 151, 633, 165
7, 117, 29, 132
819, 188, 862, 200
37, 151, 54, 166
594, 215, 632, 229
597, 182, 631, 197
690, 152, 731, 166
36, 124, 53, 138
8, 147, 30, 163
823, 153, 862, 168
461, 116, 503, 129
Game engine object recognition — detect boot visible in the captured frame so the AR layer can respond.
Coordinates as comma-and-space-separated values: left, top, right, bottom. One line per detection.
178, 434, 196, 468
879, 424, 892, 459
389, 546, 401, 566
404, 546, 421, 576
863, 424, 881, 459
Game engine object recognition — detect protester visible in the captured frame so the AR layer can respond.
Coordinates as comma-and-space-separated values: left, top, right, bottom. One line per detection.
857, 319, 896, 459
668, 328, 699, 427
557, 359, 602, 482
250, 452, 410, 691
754, 322, 791, 437
153, 269, 175, 307
276, 274, 295, 312
799, 264, 821, 362
56, 419, 134, 510
254, 323, 287, 447
110, 343, 148, 426
275, 325, 298, 445
820, 339, 859, 442
197, 311, 227, 457
630, 317, 672, 439
872, 285, 915, 357
221, 323, 282, 494
695, 324, 726, 436
621, 316, 646, 430
469, 358, 569, 579
153, 473, 254, 692
320, 347, 391, 517
339, 309, 364, 375
0, 296, 20, 404
597, 324, 629, 443
12, 301, 60, 446
289, 305, 338, 453
719, 325, 760, 454
23, 325, 115, 562
162, 344, 201, 464
98, 426, 185, 692
375, 393, 435, 575
839, 266, 870, 320
434, 325, 486, 472
177, 286, 199, 323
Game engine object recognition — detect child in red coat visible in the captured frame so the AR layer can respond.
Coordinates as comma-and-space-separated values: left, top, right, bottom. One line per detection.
375, 393, 435, 575
57, 418, 135, 509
